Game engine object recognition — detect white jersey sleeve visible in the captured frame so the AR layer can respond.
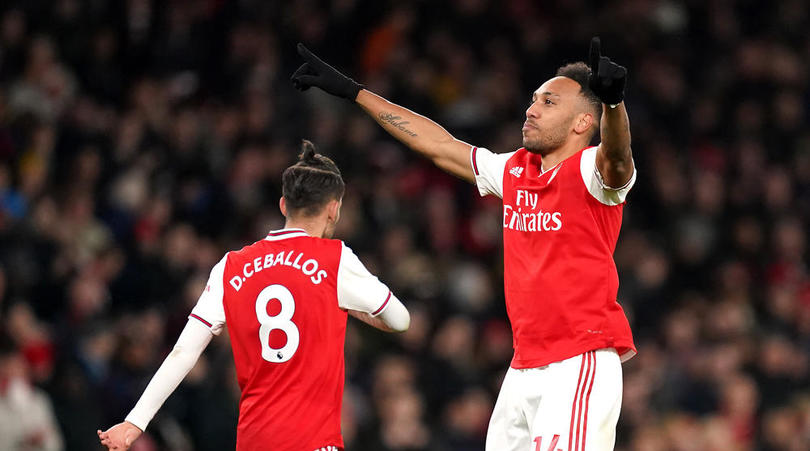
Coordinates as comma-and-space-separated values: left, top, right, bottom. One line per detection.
471, 146, 514, 199
337, 243, 395, 316
125, 319, 213, 431
580, 146, 637, 206
189, 254, 227, 335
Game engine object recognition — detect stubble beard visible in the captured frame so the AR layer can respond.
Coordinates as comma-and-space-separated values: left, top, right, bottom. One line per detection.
523, 128, 568, 155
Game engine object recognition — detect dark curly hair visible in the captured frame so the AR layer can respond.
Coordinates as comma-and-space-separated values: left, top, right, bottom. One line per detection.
556, 61, 602, 124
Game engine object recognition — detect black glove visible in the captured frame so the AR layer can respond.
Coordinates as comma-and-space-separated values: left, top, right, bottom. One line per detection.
588, 37, 626, 106
291, 43, 363, 101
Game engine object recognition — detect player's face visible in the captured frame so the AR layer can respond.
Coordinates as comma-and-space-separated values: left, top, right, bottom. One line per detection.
523, 77, 582, 155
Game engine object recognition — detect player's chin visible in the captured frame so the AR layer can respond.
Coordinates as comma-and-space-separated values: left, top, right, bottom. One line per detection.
523, 139, 548, 155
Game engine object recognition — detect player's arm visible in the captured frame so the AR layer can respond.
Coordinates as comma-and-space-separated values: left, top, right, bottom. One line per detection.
588, 37, 634, 188
348, 298, 410, 332
291, 44, 475, 183
337, 243, 410, 333
355, 90, 474, 182
596, 102, 632, 187
97, 320, 213, 450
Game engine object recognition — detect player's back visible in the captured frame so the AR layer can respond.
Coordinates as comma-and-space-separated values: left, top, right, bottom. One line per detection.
221, 229, 346, 451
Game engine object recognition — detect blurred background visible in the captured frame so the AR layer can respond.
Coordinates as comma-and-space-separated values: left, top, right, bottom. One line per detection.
0, 0, 809, 450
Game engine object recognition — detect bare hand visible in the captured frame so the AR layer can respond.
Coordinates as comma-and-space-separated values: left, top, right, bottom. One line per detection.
97, 421, 142, 450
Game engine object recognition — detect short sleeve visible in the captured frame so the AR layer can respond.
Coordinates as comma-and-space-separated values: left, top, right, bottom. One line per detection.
580, 146, 636, 206
337, 243, 393, 316
189, 254, 227, 335
471, 146, 514, 199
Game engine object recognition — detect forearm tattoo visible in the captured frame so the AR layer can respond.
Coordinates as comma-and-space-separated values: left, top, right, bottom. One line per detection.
378, 112, 418, 137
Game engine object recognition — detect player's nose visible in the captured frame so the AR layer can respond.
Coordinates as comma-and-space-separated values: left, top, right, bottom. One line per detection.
526, 102, 540, 119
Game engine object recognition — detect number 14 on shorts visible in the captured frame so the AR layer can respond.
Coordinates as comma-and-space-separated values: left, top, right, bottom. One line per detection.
533, 434, 561, 451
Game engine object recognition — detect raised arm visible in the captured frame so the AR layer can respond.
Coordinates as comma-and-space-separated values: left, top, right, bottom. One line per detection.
588, 38, 634, 188
356, 90, 474, 182
292, 44, 475, 183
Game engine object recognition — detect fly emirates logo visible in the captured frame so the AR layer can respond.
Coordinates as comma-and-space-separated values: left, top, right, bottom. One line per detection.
503, 189, 562, 232
229, 250, 327, 291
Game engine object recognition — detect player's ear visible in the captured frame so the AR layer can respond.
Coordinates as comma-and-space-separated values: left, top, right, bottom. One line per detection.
279, 197, 288, 217
574, 112, 594, 135
326, 198, 341, 223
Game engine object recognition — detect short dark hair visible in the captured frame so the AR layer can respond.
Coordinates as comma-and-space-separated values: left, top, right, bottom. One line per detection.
556, 62, 602, 124
282, 140, 345, 217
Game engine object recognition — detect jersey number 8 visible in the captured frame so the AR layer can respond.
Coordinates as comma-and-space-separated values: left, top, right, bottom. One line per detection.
255, 284, 300, 363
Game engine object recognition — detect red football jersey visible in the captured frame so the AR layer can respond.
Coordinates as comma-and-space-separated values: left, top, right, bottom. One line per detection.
189, 229, 394, 451
473, 146, 636, 369
222, 231, 344, 450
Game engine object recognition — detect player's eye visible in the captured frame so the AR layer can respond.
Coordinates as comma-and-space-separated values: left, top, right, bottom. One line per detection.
545, 98, 554, 105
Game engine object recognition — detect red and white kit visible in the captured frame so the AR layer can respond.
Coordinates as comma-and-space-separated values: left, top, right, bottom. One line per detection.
472, 146, 636, 451
183, 229, 395, 451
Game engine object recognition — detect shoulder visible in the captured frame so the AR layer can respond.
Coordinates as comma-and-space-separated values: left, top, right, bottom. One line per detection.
509, 148, 533, 169
227, 237, 268, 258
472, 147, 520, 172
206, 251, 231, 271
310, 236, 345, 254
577, 146, 598, 166
298, 237, 344, 267
506, 147, 527, 163
337, 241, 359, 265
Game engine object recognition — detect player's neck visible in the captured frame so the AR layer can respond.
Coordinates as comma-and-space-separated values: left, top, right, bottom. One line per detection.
539, 139, 589, 172
283, 218, 327, 238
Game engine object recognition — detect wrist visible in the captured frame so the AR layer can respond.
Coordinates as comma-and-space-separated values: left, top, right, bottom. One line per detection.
603, 100, 623, 110
124, 414, 148, 432
124, 421, 144, 433
347, 81, 363, 102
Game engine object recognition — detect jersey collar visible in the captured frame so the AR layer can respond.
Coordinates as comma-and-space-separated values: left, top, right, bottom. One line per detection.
265, 228, 309, 241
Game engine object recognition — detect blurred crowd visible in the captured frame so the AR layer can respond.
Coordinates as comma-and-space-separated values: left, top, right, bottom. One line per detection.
0, 0, 809, 450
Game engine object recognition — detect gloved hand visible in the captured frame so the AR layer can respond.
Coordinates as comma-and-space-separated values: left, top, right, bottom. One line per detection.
588, 37, 626, 106
291, 43, 363, 101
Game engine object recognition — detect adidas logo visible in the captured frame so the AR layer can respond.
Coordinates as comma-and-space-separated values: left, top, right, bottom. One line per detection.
509, 166, 524, 177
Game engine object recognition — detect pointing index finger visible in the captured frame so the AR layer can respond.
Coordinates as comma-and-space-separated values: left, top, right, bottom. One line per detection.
297, 43, 315, 60
297, 43, 322, 67
589, 37, 601, 72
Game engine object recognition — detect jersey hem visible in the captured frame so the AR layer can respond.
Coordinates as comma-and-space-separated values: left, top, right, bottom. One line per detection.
592, 146, 636, 191
597, 165, 635, 191
510, 341, 636, 369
